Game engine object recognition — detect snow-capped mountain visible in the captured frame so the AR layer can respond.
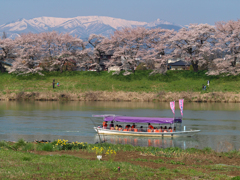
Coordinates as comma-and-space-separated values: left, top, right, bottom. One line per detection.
0, 16, 182, 39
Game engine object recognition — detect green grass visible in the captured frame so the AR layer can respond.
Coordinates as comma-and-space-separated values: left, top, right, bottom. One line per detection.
0, 140, 239, 179
1, 140, 240, 159
0, 149, 232, 180
1, 70, 240, 94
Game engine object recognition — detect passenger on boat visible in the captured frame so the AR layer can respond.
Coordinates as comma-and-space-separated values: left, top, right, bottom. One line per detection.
159, 126, 163, 132
147, 128, 152, 133
163, 127, 168, 133
109, 121, 114, 128
148, 123, 154, 129
131, 123, 136, 128
123, 125, 130, 131
125, 124, 131, 129
168, 127, 173, 132
118, 125, 123, 131
154, 128, 160, 133
115, 124, 119, 130
139, 126, 144, 132
103, 121, 108, 129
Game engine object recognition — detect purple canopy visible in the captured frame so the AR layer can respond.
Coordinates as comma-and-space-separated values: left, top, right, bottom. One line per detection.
92, 114, 116, 117
101, 116, 181, 124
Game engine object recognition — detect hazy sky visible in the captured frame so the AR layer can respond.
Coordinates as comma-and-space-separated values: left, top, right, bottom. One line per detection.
0, 0, 239, 26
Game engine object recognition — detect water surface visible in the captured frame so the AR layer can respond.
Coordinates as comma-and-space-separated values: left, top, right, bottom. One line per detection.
0, 101, 239, 151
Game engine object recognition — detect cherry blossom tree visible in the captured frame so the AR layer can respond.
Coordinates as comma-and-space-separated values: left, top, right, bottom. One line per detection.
211, 20, 240, 75
46, 32, 87, 72
207, 58, 240, 76
9, 33, 43, 75
145, 28, 176, 75
8, 22, 240, 76
0, 38, 15, 59
100, 27, 176, 75
0, 37, 16, 72
9, 31, 88, 75
101, 27, 152, 75
83, 34, 107, 72
169, 24, 216, 72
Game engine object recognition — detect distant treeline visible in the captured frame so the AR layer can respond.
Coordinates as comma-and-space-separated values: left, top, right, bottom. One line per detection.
0, 19, 240, 76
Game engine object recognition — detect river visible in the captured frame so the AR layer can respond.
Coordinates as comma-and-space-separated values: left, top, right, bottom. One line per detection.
0, 101, 239, 151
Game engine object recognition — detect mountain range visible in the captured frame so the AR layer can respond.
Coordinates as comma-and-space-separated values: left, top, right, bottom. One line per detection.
0, 16, 182, 39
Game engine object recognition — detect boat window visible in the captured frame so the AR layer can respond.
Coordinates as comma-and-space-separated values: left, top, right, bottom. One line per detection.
174, 122, 181, 131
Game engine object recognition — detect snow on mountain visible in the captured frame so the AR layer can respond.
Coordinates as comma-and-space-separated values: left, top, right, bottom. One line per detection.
147, 18, 173, 27
0, 16, 182, 38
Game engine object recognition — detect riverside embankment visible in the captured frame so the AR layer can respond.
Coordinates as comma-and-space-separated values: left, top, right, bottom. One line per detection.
1, 70, 240, 102
1, 91, 240, 102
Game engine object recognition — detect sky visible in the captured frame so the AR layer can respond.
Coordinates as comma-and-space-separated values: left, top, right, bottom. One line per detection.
0, 0, 239, 26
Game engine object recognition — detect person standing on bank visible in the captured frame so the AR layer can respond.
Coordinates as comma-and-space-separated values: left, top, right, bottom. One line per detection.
207, 80, 210, 87
53, 79, 55, 89
57, 82, 59, 87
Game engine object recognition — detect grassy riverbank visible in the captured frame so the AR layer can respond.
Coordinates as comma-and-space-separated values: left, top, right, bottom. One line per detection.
0, 70, 240, 102
0, 139, 240, 179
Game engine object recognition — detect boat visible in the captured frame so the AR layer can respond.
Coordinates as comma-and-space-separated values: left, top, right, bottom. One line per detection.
92, 115, 200, 137
93, 100, 200, 137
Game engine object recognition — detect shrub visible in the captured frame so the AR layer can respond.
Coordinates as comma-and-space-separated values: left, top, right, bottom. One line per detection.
159, 167, 167, 171
22, 143, 35, 151
37, 143, 53, 151
203, 147, 212, 153
232, 176, 240, 180
136, 63, 148, 70
0, 141, 9, 148
12, 139, 27, 150
52, 139, 87, 150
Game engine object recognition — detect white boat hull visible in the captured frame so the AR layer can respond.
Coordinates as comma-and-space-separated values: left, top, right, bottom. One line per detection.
94, 127, 200, 137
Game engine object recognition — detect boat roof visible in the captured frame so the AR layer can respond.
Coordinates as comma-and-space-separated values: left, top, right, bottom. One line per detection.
93, 115, 182, 124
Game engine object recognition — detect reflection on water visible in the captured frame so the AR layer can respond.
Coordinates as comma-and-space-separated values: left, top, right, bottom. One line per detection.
95, 135, 199, 149
0, 101, 240, 151
1, 101, 240, 111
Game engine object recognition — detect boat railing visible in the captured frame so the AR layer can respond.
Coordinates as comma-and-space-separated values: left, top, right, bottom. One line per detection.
98, 126, 175, 133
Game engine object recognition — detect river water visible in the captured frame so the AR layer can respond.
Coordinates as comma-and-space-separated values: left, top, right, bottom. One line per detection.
0, 101, 239, 151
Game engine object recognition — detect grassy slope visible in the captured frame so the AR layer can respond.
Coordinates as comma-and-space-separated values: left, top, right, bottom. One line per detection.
1, 141, 240, 179
0, 70, 240, 94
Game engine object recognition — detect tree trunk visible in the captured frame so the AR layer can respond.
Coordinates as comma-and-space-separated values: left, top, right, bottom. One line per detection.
131, 66, 135, 74
231, 56, 237, 67
0, 62, 6, 73
191, 60, 199, 72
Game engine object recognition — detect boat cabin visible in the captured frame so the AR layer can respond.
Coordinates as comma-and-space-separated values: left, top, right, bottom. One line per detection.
94, 115, 182, 133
